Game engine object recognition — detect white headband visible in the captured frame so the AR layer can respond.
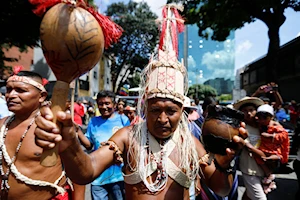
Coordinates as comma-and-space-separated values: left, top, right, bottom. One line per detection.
7, 75, 46, 92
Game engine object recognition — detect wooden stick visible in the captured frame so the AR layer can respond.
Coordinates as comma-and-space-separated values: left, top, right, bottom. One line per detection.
40, 81, 70, 167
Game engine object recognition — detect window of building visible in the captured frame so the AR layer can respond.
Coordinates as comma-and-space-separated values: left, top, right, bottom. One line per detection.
242, 73, 249, 86
250, 70, 256, 84
79, 80, 89, 91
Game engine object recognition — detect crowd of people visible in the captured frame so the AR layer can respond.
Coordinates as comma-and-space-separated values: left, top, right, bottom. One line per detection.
0, 69, 299, 200
1, 3, 300, 200
184, 83, 300, 200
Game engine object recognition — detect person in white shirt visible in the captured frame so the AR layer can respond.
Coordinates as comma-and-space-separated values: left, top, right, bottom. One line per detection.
0, 86, 12, 119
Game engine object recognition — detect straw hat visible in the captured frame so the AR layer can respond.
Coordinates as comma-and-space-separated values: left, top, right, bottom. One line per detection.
233, 96, 264, 110
183, 96, 198, 110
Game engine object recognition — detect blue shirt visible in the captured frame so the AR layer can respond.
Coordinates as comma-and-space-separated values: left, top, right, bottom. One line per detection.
276, 108, 290, 122
85, 112, 130, 186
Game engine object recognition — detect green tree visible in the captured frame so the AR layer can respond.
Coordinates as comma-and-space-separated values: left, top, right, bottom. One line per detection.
170, 0, 300, 83
105, 1, 159, 92
188, 84, 217, 99
218, 94, 233, 101
0, 0, 41, 69
0, 0, 95, 73
126, 69, 141, 89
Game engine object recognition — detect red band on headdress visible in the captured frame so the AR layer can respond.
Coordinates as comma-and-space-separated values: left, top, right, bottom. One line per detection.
158, 5, 185, 57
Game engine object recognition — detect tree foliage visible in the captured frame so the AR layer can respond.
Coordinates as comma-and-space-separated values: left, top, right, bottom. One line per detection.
0, 0, 41, 69
188, 84, 217, 99
0, 0, 95, 70
218, 94, 233, 101
170, 0, 300, 82
105, 1, 159, 92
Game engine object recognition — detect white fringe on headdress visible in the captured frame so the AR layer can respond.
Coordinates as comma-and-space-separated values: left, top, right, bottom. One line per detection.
126, 61, 200, 192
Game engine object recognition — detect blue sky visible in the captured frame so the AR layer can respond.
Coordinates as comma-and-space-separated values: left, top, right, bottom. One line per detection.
95, 0, 300, 74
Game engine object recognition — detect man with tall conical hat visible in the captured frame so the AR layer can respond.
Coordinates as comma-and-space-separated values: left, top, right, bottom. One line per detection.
34, 4, 246, 199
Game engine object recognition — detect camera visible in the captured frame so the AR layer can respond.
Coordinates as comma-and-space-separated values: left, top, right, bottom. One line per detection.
264, 86, 273, 93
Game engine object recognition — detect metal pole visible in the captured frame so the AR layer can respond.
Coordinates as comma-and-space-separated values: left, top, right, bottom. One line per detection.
183, 25, 188, 70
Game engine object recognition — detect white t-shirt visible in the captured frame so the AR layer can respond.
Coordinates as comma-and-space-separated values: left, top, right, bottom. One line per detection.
0, 98, 12, 119
239, 125, 264, 176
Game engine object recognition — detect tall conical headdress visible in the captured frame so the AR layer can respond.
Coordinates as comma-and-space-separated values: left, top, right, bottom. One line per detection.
143, 4, 187, 104
131, 5, 200, 194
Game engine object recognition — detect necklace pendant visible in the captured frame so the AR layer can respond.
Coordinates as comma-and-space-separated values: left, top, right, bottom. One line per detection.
1, 175, 10, 191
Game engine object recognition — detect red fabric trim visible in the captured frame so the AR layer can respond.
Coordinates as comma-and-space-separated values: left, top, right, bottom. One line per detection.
13, 65, 24, 75
28, 0, 123, 48
50, 185, 72, 200
29, 0, 61, 17
158, 6, 185, 57
158, 6, 167, 51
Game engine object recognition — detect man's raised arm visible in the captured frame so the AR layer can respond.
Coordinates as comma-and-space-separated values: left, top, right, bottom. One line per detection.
35, 106, 127, 185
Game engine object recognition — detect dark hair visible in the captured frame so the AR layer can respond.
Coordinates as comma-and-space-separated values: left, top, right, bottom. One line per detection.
97, 91, 116, 103
17, 71, 43, 81
202, 96, 217, 112
118, 99, 126, 104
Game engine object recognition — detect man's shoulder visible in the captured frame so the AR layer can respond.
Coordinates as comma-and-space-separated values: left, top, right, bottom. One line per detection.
113, 113, 130, 124
119, 113, 129, 120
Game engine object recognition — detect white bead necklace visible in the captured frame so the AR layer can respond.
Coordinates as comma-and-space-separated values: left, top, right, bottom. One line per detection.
0, 114, 37, 198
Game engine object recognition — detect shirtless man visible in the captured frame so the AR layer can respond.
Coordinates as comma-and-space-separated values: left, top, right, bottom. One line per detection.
0, 71, 75, 200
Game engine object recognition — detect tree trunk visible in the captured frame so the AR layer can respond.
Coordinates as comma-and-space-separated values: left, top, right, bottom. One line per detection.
116, 66, 131, 94
266, 25, 280, 83
264, 10, 286, 83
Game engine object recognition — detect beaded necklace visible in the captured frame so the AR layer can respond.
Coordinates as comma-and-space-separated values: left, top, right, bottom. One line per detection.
146, 134, 169, 184
0, 113, 37, 198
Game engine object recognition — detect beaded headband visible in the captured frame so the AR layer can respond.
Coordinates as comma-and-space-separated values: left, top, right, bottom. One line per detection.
145, 4, 186, 104
7, 75, 46, 92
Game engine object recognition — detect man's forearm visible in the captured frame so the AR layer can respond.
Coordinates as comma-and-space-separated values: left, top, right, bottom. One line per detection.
60, 139, 95, 185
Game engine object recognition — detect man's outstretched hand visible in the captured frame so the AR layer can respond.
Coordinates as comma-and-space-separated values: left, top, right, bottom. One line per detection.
35, 106, 77, 153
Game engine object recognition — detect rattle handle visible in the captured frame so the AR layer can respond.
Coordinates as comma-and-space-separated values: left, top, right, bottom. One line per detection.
40, 81, 70, 167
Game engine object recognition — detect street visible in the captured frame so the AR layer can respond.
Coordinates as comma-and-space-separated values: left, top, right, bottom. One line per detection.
237, 161, 298, 200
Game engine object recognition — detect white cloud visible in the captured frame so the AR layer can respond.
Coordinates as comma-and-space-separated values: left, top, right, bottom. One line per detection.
188, 55, 196, 69
297, 32, 300, 37
236, 40, 253, 55
201, 42, 235, 80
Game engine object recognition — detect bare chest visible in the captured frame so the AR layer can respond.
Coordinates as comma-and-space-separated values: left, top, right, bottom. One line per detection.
4, 126, 43, 162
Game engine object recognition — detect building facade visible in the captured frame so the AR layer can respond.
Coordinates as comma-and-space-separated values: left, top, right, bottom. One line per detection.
32, 45, 112, 99
239, 36, 300, 102
1, 46, 34, 87
178, 25, 235, 96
